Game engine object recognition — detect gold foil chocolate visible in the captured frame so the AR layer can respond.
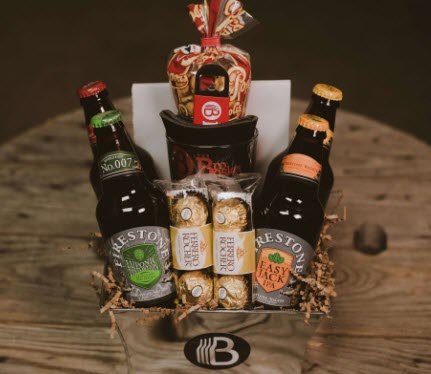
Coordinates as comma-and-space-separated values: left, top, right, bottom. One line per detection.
213, 198, 248, 232
215, 275, 249, 309
178, 270, 213, 305
172, 195, 208, 228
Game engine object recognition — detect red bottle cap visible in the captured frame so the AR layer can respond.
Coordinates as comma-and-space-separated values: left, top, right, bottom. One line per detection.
77, 81, 107, 99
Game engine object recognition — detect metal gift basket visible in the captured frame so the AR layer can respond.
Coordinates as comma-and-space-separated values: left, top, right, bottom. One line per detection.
95, 76, 334, 372
110, 306, 324, 373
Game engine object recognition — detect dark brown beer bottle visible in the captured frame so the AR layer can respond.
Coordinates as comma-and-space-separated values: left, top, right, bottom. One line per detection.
78, 81, 159, 199
261, 83, 342, 210
255, 114, 329, 309
305, 84, 343, 208
92, 110, 175, 307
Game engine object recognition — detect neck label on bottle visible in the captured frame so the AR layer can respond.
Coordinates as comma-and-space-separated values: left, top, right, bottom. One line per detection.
280, 153, 321, 183
98, 151, 142, 180
255, 228, 314, 307
105, 226, 175, 303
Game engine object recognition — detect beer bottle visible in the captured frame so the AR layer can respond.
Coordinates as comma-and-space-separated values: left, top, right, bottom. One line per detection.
305, 83, 343, 208
92, 110, 175, 307
255, 114, 329, 309
78, 81, 159, 199
260, 83, 342, 210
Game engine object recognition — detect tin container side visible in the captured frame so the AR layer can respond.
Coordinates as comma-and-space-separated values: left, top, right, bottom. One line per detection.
112, 308, 323, 373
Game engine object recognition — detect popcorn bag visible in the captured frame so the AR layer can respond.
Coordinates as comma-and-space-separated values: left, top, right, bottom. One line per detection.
167, 0, 257, 121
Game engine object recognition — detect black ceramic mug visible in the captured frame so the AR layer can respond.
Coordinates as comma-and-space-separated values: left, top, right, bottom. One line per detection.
160, 110, 258, 180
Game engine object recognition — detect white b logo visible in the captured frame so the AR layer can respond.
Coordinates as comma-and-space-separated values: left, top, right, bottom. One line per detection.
184, 333, 250, 369
196, 337, 240, 367
202, 101, 222, 121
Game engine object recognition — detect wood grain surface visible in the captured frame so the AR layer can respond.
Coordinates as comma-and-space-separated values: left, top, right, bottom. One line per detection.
0, 98, 430, 373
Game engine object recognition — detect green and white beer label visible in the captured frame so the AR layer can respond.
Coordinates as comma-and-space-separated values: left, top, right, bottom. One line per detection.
98, 151, 142, 180
106, 226, 175, 303
255, 228, 315, 307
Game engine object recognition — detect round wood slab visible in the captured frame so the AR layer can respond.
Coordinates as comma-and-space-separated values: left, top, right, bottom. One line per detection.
0, 98, 430, 373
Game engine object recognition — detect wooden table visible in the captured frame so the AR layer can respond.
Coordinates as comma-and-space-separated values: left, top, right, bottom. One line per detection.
0, 98, 430, 374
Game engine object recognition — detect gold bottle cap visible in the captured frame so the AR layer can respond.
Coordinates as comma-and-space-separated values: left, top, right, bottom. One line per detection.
298, 114, 329, 132
312, 83, 343, 101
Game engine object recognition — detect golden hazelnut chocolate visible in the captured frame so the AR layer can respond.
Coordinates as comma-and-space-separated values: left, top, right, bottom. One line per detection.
178, 271, 213, 306
172, 195, 208, 228
213, 198, 248, 232
215, 275, 249, 309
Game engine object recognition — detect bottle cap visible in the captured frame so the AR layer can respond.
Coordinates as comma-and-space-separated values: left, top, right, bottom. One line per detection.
91, 110, 122, 128
77, 80, 107, 99
298, 114, 329, 132
312, 83, 343, 101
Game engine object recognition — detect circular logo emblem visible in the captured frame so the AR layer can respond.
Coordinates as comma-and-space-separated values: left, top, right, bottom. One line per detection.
184, 333, 250, 370
181, 207, 193, 221
218, 287, 227, 300
202, 101, 222, 121
191, 285, 203, 298
216, 212, 226, 225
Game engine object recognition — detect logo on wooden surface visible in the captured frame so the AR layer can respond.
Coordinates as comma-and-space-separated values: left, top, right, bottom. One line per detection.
184, 333, 250, 369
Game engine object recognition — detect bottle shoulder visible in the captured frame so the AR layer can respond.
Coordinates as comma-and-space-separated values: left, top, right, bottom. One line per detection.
96, 180, 168, 237
257, 179, 324, 246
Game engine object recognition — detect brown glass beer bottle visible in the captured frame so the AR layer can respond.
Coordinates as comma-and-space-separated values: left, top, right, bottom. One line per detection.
305, 83, 343, 208
78, 81, 159, 198
255, 114, 329, 309
261, 83, 342, 210
92, 110, 175, 307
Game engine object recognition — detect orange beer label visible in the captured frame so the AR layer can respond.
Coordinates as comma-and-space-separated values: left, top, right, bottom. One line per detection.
256, 248, 293, 293
280, 153, 321, 182
255, 228, 315, 307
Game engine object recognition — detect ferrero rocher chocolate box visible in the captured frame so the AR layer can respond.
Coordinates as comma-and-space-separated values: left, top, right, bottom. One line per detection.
109, 307, 324, 372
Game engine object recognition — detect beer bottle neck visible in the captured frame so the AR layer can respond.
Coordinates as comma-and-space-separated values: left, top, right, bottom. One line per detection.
81, 90, 115, 155
276, 126, 324, 190
81, 90, 115, 124
287, 126, 324, 164
305, 94, 339, 132
94, 122, 135, 156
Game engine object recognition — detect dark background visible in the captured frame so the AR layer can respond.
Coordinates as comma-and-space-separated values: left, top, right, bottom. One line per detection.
1, 0, 430, 143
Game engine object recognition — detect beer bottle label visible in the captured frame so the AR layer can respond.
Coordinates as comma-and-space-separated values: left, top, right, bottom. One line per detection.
323, 129, 334, 149
98, 151, 142, 180
255, 228, 315, 307
170, 224, 213, 270
106, 226, 175, 303
213, 230, 255, 275
280, 153, 321, 183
